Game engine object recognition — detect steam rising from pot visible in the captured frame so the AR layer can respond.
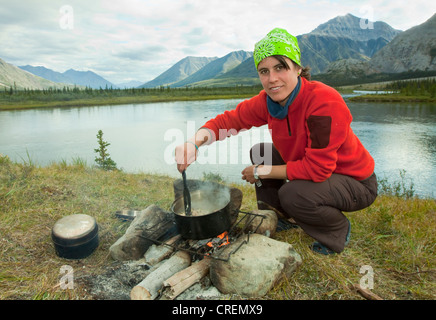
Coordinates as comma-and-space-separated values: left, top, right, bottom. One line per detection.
172, 182, 231, 216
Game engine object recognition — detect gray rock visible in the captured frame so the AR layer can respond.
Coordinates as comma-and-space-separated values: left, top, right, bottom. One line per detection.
210, 234, 302, 297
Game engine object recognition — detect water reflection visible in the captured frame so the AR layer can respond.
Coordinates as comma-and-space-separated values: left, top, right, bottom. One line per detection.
0, 99, 435, 198
348, 102, 436, 198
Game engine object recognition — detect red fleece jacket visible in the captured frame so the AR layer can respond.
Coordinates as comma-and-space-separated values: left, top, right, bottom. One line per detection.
202, 77, 375, 182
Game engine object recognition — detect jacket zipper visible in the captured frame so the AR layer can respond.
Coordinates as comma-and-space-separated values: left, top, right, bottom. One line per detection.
286, 115, 292, 136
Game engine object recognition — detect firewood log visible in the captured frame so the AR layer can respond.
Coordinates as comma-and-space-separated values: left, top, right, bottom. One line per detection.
161, 258, 211, 300
144, 235, 181, 266
245, 209, 278, 237
130, 251, 191, 300
110, 205, 173, 261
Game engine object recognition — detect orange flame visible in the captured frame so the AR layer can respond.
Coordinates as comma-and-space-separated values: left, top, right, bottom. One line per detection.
206, 231, 229, 248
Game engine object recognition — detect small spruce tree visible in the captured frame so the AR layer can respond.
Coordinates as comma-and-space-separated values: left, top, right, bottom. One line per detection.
94, 130, 117, 170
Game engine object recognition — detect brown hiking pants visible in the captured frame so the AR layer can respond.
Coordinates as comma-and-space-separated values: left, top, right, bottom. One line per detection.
250, 143, 378, 253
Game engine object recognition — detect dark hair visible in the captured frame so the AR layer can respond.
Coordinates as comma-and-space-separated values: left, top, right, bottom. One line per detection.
271, 55, 311, 81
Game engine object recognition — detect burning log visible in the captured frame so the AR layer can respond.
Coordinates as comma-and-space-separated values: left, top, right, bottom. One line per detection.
161, 258, 211, 300
206, 231, 229, 248
130, 251, 191, 300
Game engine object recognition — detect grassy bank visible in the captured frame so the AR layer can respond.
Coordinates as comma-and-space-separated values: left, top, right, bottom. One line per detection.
2, 79, 435, 110
0, 155, 435, 300
0, 86, 262, 111
348, 78, 436, 103
0, 93, 258, 111
349, 94, 436, 103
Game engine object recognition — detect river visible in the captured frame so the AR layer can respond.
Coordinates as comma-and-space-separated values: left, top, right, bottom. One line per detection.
0, 97, 435, 198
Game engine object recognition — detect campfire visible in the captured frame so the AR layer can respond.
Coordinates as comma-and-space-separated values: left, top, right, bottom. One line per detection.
128, 208, 268, 300
138, 205, 267, 260
90, 179, 302, 300
206, 231, 230, 249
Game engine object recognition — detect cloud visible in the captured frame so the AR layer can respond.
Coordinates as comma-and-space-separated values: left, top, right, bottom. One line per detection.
0, 0, 434, 84
345, 0, 436, 31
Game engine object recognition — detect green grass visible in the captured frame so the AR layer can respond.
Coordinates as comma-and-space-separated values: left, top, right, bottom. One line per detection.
0, 86, 262, 111
347, 78, 436, 103
0, 94, 258, 111
0, 154, 435, 300
349, 94, 436, 103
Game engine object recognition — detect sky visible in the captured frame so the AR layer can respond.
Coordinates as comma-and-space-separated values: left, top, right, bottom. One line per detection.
0, 0, 435, 85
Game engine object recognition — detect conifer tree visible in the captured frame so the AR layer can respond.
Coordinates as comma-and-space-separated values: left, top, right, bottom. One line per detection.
94, 130, 117, 170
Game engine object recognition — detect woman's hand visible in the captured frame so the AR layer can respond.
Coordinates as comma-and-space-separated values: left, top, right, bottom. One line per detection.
175, 142, 198, 173
241, 165, 258, 184
241, 164, 287, 183
175, 129, 212, 173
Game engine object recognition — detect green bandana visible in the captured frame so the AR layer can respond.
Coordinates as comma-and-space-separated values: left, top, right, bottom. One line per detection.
253, 28, 301, 69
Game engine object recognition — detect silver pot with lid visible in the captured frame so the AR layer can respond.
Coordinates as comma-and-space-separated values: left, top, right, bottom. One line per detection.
51, 214, 99, 259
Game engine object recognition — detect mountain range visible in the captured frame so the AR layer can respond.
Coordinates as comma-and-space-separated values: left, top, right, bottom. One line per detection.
140, 13, 404, 88
297, 14, 402, 74
18, 65, 117, 89
318, 13, 436, 83
369, 13, 436, 73
0, 58, 77, 90
140, 56, 218, 88
1, 13, 435, 90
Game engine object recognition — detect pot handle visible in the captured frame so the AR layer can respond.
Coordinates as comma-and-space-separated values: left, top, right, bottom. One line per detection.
182, 170, 192, 216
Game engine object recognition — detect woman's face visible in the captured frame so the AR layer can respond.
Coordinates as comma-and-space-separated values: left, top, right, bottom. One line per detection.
257, 56, 301, 106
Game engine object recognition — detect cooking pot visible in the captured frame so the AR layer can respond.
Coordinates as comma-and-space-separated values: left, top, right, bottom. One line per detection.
171, 186, 231, 240
51, 214, 99, 259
